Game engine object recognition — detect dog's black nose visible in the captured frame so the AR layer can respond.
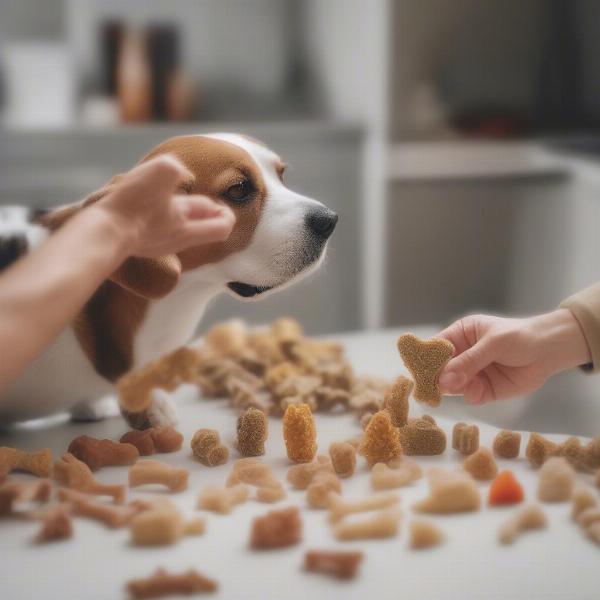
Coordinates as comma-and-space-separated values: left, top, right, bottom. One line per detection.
305, 207, 338, 239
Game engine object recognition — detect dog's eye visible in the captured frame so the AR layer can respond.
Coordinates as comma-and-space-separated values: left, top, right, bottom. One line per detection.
225, 180, 253, 204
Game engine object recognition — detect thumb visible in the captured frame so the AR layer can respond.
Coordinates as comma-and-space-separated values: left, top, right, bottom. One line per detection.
439, 339, 496, 393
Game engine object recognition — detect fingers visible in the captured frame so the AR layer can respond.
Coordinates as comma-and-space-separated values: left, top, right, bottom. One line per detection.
174, 195, 235, 245
125, 155, 193, 196
439, 337, 497, 393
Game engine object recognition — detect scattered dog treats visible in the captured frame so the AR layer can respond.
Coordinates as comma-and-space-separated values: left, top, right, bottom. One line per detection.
34, 504, 73, 543
414, 468, 480, 514
307, 471, 341, 509
328, 491, 399, 523
129, 460, 189, 492
497, 504, 547, 545
314, 386, 351, 412
198, 484, 249, 514
271, 317, 304, 346
126, 568, 217, 599
398, 415, 446, 456
493, 430, 521, 459
283, 403, 317, 463
0, 479, 51, 515
333, 507, 401, 541
287, 456, 334, 489
249, 506, 302, 549
525, 433, 558, 468
237, 407, 268, 457
359, 410, 402, 466
304, 550, 364, 580
120, 427, 183, 456
409, 519, 444, 550
0, 447, 52, 478
205, 318, 248, 357
190, 429, 229, 467
67, 436, 139, 471
489, 470, 524, 506
463, 448, 498, 480
329, 442, 356, 478
226, 458, 286, 503
382, 375, 412, 427
396, 333, 454, 406
371, 460, 422, 490
537, 457, 575, 502
54, 453, 126, 503
452, 422, 479, 456
571, 487, 597, 520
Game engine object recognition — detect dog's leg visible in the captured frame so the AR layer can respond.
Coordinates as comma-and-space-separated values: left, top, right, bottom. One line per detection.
70, 395, 121, 422
120, 389, 179, 430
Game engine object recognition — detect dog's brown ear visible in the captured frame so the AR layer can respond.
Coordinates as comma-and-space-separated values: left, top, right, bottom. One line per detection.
109, 254, 182, 299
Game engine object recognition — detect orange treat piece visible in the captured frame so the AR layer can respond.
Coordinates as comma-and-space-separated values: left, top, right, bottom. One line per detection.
120, 427, 183, 456
67, 436, 139, 471
190, 429, 229, 467
249, 506, 302, 549
489, 470, 524, 506
304, 550, 363, 580
359, 410, 402, 467
382, 375, 412, 427
396, 333, 454, 406
126, 568, 217, 599
0, 447, 52, 478
237, 407, 268, 457
398, 415, 446, 456
493, 430, 521, 459
283, 404, 317, 463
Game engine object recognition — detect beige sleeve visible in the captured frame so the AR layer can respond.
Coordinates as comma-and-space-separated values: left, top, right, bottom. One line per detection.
560, 282, 600, 373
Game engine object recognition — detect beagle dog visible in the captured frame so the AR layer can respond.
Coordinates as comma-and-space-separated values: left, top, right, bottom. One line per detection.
0, 133, 337, 428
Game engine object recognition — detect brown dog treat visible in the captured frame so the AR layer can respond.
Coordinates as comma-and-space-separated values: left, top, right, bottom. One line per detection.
129, 460, 189, 492
582, 436, 600, 471
307, 471, 341, 509
283, 403, 317, 463
54, 453, 126, 503
371, 460, 422, 490
327, 491, 399, 523
526, 433, 558, 468
314, 387, 350, 412
555, 437, 585, 470
198, 484, 249, 514
359, 410, 402, 467
264, 362, 302, 392
396, 333, 454, 406
493, 430, 521, 459
34, 504, 73, 543
329, 442, 356, 478
398, 416, 446, 456
205, 319, 248, 357
237, 407, 268, 457
287, 456, 334, 490
571, 487, 597, 520
0, 479, 52, 515
271, 317, 304, 345
227, 458, 273, 487
126, 568, 217, 599
463, 448, 498, 480
498, 504, 547, 545
120, 430, 155, 456
414, 468, 481, 514
256, 482, 286, 503
67, 436, 139, 471
382, 375, 412, 427
249, 506, 302, 549
190, 429, 229, 467
333, 508, 401, 541
304, 550, 363, 580
0, 447, 52, 478
537, 457, 576, 502
452, 422, 480, 456
409, 519, 444, 549
121, 427, 184, 456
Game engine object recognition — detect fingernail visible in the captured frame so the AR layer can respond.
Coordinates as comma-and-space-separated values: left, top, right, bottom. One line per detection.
438, 371, 466, 391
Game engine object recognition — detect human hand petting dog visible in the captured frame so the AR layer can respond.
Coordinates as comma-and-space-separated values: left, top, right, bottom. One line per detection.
437, 309, 591, 404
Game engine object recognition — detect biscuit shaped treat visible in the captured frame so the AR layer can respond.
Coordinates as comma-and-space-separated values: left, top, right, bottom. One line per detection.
120, 427, 183, 456
371, 460, 422, 490
126, 568, 217, 599
198, 484, 249, 514
333, 507, 401, 541
306, 471, 341, 509
304, 550, 364, 580
497, 504, 547, 545
359, 410, 402, 466
452, 422, 480, 456
237, 407, 268, 457
190, 429, 229, 467
571, 487, 597, 520
525, 433, 558, 468
67, 436, 139, 471
0, 479, 51, 515
327, 491, 399, 523
249, 506, 302, 549
537, 457, 575, 502
382, 375, 412, 427
489, 470, 524, 506
329, 442, 356, 478
283, 404, 317, 463
463, 448, 498, 480
0, 447, 52, 478
398, 415, 446, 456
226, 458, 286, 503
128, 460, 189, 492
396, 333, 454, 406
34, 504, 73, 543
493, 430, 521, 459
287, 456, 335, 490
409, 520, 444, 550
414, 468, 480, 514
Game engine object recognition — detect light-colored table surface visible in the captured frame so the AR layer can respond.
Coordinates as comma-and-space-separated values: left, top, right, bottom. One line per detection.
1, 327, 598, 600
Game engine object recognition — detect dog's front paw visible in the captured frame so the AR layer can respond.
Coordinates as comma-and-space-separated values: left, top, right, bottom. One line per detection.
146, 389, 179, 428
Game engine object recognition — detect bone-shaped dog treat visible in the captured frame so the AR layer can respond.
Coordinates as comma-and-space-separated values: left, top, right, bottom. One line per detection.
0, 479, 52, 515
304, 550, 364, 580
413, 468, 481, 514
283, 403, 317, 463
67, 436, 139, 471
493, 430, 521, 459
571, 487, 597, 520
126, 568, 218, 599
307, 471, 341, 509
409, 519, 444, 549
359, 410, 402, 466
382, 375, 412, 427
0, 447, 52, 478
333, 507, 401, 541
537, 457, 575, 502
287, 455, 334, 489
498, 505, 547, 545
225, 458, 285, 503
54, 453, 126, 503
396, 333, 454, 406
237, 407, 268, 457
120, 427, 183, 456
190, 429, 229, 467
198, 484, 249, 514
452, 422, 480, 456
398, 415, 446, 456
329, 442, 356, 478
327, 491, 399, 523
249, 506, 302, 549
371, 460, 422, 490
34, 504, 73, 543
128, 460, 189, 492
463, 448, 498, 480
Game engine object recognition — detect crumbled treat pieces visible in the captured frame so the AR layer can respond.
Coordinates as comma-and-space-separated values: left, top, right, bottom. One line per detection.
452, 422, 479, 456
54, 453, 127, 503
396, 333, 454, 406
67, 436, 139, 471
398, 415, 446, 456
198, 484, 249, 514
304, 550, 363, 580
283, 403, 317, 463
414, 468, 480, 514
328, 491, 399, 523
537, 457, 575, 502
205, 318, 248, 357
409, 520, 444, 550
190, 429, 229, 467
314, 386, 351, 412
498, 505, 547, 545
371, 460, 422, 490
249, 506, 302, 549
237, 407, 268, 457
287, 455, 334, 489
0, 479, 51, 515
329, 442, 356, 478
571, 487, 597, 520
525, 433, 559, 468
333, 507, 401, 541
34, 504, 73, 543
489, 470, 524, 506
129, 460, 189, 492
271, 317, 304, 345
0, 447, 52, 478
126, 568, 217, 599
382, 375, 412, 427
463, 448, 498, 480
359, 410, 402, 466
307, 471, 341, 509
120, 427, 183, 456
493, 430, 521, 459
226, 458, 286, 503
